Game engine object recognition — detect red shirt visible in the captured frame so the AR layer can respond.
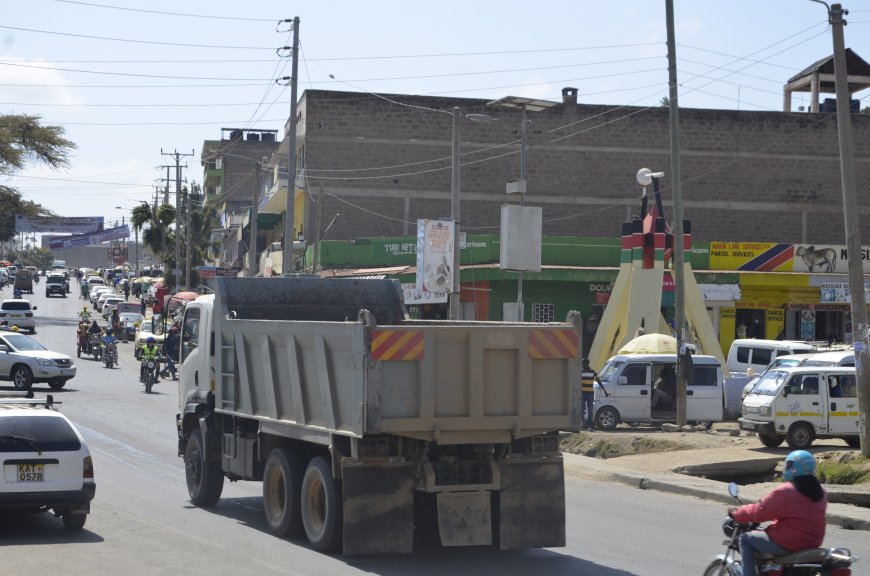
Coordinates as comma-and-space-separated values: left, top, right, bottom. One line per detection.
732, 482, 826, 551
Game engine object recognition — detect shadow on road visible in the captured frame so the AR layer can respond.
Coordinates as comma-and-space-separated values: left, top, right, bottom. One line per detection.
0, 510, 104, 545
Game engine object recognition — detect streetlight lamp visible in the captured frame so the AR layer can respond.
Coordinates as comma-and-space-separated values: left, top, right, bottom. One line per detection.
488, 96, 559, 321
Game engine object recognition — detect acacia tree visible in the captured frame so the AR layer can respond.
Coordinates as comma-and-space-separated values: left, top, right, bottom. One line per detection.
0, 114, 75, 244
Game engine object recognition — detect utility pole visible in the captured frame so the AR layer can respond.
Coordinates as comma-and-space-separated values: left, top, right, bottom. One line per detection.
280, 17, 300, 276
249, 163, 260, 277
820, 1, 869, 456
449, 107, 461, 321
161, 149, 193, 292
185, 181, 194, 290
666, 0, 688, 427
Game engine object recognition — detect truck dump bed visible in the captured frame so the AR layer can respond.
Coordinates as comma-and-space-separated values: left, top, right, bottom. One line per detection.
212, 277, 581, 444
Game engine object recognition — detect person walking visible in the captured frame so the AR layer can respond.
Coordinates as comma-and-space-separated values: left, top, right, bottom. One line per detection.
582, 358, 608, 431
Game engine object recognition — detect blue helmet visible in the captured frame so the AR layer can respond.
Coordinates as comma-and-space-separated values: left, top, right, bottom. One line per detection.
783, 450, 816, 481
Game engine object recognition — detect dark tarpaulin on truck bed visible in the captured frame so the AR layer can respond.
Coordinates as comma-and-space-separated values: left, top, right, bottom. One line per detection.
213, 276, 407, 324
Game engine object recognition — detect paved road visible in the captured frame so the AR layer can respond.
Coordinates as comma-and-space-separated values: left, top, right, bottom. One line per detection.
1, 284, 867, 575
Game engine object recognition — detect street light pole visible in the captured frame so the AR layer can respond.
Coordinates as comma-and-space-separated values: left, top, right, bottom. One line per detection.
450, 107, 462, 321
282, 17, 300, 276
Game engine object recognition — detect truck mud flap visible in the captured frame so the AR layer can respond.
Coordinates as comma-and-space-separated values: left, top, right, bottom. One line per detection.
498, 459, 565, 550
437, 491, 492, 547
341, 463, 415, 555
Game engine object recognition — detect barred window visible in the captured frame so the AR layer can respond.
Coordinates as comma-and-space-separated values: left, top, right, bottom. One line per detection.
532, 303, 555, 323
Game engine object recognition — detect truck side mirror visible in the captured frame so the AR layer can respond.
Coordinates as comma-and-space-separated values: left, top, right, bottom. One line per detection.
782, 384, 790, 397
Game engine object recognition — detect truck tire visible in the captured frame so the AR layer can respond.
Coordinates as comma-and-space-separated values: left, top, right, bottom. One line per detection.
786, 422, 814, 450
301, 456, 342, 552
184, 429, 224, 507
262, 447, 305, 538
594, 406, 619, 431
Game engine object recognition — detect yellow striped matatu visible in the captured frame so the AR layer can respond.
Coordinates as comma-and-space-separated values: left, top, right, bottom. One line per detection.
528, 329, 579, 359
371, 329, 424, 361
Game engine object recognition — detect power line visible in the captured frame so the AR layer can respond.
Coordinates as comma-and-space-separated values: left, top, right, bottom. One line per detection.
49, 0, 277, 22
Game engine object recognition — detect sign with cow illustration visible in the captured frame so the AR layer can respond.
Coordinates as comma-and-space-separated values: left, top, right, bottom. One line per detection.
710, 242, 870, 274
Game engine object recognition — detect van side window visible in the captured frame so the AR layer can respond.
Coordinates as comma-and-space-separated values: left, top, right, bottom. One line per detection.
622, 365, 646, 386
775, 350, 791, 357
752, 347, 772, 366
790, 374, 819, 395
736, 346, 750, 364
692, 365, 718, 386
829, 374, 856, 397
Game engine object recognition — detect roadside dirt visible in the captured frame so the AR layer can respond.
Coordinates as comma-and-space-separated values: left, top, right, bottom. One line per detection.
560, 422, 870, 485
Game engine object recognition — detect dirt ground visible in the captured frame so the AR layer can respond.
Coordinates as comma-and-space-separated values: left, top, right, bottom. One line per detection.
560, 421, 870, 485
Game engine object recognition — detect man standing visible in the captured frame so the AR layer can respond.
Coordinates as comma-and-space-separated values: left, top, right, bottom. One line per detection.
581, 358, 608, 431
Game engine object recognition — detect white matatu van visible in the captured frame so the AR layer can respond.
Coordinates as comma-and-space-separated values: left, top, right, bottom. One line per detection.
592, 354, 724, 430
739, 366, 860, 450
727, 339, 817, 375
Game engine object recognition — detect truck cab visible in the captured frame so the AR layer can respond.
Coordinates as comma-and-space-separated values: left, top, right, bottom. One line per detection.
739, 366, 860, 450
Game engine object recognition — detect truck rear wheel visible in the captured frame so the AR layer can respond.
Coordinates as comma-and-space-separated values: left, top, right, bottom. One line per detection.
301, 456, 342, 552
185, 429, 224, 506
262, 447, 305, 538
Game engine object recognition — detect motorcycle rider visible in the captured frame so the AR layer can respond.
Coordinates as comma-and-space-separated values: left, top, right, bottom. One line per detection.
79, 306, 91, 321
140, 336, 161, 383
730, 450, 827, 576
13, 287, 22, 299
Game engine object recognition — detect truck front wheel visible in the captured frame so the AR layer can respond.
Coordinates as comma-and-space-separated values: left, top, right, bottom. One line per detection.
301, 456, 342, 552
263, 447, 305, 538
185, 429, 224, 506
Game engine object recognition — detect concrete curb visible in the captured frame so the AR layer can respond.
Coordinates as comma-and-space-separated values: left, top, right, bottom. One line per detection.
564, 453, 870, 531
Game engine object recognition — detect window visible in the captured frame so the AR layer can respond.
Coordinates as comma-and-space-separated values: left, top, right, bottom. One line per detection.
622, 365, 647, 386
752, 347, 772, 366
789, 373, 820, 395
692, 365, 719, 386
0, 416, 81, 452
532, 303, 555, 323
736, 346, 750, 364
180, 307, 200, 363
829, 374, 857, 397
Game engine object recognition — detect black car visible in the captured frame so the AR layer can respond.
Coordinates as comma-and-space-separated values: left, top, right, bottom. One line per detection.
46, 275, 67, 298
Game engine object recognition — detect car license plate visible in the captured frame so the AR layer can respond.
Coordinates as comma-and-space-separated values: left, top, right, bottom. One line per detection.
61, 368, 74, 375
17, 463, 44, 482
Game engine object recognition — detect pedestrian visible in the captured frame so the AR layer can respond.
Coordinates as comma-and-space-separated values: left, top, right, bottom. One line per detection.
581, 358, 608, 431
140, 297, 146, 316
123, 281, 130, 301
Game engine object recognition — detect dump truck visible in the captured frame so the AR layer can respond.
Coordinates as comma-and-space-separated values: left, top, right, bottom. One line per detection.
176, 277, 581, 555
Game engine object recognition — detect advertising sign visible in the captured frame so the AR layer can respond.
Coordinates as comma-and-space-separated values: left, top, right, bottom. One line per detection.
15, 215, 104, 234
416, 219, 454, 295
402, 283, 448, 304
48, 224, 129, 249
709, 242, 794, 272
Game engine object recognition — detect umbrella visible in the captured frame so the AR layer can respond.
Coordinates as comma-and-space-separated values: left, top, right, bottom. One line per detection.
618, 333, 677, 355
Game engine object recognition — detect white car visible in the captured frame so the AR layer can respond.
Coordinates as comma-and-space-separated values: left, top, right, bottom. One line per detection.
102, 297, 124, 319
0, 299, 38, 334
0, 394, 96, 529
91, 287, 112, 307
0, 332, 76, 390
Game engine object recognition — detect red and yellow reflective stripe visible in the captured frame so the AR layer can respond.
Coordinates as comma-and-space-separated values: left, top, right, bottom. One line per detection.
371, 329, 424, 361
528, 329, 579, 359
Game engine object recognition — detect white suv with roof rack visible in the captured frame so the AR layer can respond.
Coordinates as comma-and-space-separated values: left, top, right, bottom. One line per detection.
0, 393, 96, 529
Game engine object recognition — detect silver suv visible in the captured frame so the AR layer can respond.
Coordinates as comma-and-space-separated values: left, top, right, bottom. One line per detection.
0, 332, 76, 390
0, 393, 96, 529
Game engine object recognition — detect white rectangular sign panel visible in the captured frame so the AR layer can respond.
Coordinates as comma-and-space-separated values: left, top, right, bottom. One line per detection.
416, 219, 454, 295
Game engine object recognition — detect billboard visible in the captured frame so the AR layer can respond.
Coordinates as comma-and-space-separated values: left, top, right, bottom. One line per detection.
15, 215, 104, 234
416, 219, 454, 295
48, 225, 129, 249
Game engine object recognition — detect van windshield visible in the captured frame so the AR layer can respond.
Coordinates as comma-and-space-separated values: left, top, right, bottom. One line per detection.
752, 369, 789, 396
597, 360, 625, 383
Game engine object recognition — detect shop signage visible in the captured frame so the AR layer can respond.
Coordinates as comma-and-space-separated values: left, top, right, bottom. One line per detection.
709, 242, 794, 272
819, 282, 870, 303
402, 283, 448, 304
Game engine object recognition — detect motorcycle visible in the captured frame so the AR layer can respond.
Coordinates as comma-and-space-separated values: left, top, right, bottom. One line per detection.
141, 356, 160, 394
704, 482, 857, 576
89, 333, 103, 361
102, 340, 118, 369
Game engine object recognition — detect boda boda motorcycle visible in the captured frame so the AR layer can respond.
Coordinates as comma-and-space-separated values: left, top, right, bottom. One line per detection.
704, 482, 857, 576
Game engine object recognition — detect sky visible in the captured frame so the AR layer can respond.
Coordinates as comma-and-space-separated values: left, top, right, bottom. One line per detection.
2, 0, 870, 231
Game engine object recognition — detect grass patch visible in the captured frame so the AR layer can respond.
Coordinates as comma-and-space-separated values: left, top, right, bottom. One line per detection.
816, 454, 870, 485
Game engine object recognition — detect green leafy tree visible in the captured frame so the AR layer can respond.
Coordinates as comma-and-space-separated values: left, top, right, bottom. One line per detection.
130, 201, 176, 285
8, 247, 54, 269
0, 115, 75, 243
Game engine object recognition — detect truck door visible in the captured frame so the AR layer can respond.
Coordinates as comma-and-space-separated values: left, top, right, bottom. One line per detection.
781, 372, 824, 432
616, 363, 649, 420
686, 363, 723, 422
826, 372, 859, 436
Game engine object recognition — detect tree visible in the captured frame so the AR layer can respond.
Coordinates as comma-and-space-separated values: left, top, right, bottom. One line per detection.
131, 201, 176, 284
0, 114, 75, 243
